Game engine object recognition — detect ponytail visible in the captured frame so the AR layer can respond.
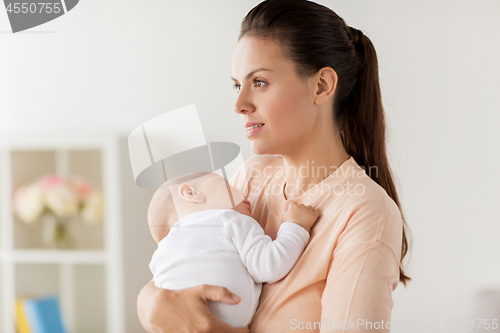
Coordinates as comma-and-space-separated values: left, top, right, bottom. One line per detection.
336, 26, 412, 286
240, 0, 412, 286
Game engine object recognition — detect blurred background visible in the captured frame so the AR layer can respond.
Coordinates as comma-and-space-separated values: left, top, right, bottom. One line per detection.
1, 0, 499, 332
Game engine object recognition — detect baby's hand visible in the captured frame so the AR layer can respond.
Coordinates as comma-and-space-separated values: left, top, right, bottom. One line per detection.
283, 202, 321, 233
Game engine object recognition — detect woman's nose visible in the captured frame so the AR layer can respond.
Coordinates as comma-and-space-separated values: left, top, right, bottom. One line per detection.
233, 89, 255, 115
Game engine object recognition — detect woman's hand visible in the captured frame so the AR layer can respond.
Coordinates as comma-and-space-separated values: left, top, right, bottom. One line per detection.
137, 281, 250, 333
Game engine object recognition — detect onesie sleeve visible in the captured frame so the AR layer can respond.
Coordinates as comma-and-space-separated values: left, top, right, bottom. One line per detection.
320, 197, 402, 332
223, 209, 310, 284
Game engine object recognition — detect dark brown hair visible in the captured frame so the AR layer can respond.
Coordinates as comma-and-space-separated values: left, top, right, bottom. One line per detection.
239, 0, 412, 286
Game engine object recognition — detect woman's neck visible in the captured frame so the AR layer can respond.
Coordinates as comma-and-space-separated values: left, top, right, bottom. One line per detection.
280, 132, 350, 200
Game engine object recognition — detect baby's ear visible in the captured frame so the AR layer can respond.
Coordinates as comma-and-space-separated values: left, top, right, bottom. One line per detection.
178, 184, 204, 203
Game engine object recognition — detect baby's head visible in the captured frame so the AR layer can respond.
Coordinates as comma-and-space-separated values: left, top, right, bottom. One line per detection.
147, 171, 251, 243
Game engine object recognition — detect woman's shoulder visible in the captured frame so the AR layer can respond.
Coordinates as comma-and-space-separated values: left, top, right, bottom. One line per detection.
340, 163, 401, 221
331, 168, 403, 262
334, 157, 398, 210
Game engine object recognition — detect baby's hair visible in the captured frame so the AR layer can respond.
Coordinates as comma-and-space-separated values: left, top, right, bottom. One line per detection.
147, 185, 176, 244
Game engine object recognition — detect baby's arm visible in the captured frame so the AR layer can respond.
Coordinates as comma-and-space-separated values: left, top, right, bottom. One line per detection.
223, 206, 320, 284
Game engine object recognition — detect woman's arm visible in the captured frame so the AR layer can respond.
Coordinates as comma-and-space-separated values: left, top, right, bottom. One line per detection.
320, 197, 403, 332
137, 281, 250, 333
320, 241, 400, 332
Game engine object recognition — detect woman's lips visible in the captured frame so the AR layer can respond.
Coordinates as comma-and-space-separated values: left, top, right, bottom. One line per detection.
246, 124, 264, 138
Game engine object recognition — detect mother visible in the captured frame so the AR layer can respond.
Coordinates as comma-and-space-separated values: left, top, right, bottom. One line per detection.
138, 0, 412, 332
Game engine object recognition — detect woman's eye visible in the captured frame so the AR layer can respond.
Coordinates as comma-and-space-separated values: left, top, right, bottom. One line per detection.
232, 79, 266, 94
254, 80, 266, 88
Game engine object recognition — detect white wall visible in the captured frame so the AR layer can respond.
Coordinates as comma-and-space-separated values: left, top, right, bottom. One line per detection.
1, 1, 499, 332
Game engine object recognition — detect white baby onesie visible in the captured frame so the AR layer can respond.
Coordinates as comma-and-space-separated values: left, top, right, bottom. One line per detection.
149, 208, 310, 328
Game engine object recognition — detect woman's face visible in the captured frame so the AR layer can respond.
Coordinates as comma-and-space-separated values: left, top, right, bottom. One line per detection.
231, 36, 319, 156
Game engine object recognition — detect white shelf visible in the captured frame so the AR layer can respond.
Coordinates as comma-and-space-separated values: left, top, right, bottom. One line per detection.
0, 133, 124, 333
10, 250, 107, 264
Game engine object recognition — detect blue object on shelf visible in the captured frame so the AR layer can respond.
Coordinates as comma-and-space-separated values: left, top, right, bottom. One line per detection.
23, 295, 66, 333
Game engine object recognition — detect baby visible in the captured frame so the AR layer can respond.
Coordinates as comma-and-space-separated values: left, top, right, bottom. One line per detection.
147, 171, 320, 328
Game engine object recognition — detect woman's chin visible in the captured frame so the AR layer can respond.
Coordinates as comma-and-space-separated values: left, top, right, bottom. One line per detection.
250, 141, 273, 155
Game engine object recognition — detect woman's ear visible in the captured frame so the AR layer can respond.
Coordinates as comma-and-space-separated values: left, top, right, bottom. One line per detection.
313, 66, 338, 106
178, 183, 205, 203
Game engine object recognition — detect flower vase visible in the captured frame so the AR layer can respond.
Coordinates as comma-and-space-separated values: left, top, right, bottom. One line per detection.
42, 214, 75, 250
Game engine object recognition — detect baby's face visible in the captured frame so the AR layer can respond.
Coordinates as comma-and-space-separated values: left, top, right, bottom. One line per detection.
197, 173, 252, 216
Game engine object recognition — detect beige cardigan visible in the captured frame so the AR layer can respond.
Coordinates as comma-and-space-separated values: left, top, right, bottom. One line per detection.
229, 154, 402, 332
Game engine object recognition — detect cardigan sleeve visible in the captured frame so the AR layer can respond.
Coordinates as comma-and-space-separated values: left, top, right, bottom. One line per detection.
320, 196, 402, 332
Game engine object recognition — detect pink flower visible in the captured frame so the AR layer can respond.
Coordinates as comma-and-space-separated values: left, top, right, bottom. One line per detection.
40, 174, 66, 189
13, 173, 102, 224
71, 177, 93, 203
43, 182, 79, 218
